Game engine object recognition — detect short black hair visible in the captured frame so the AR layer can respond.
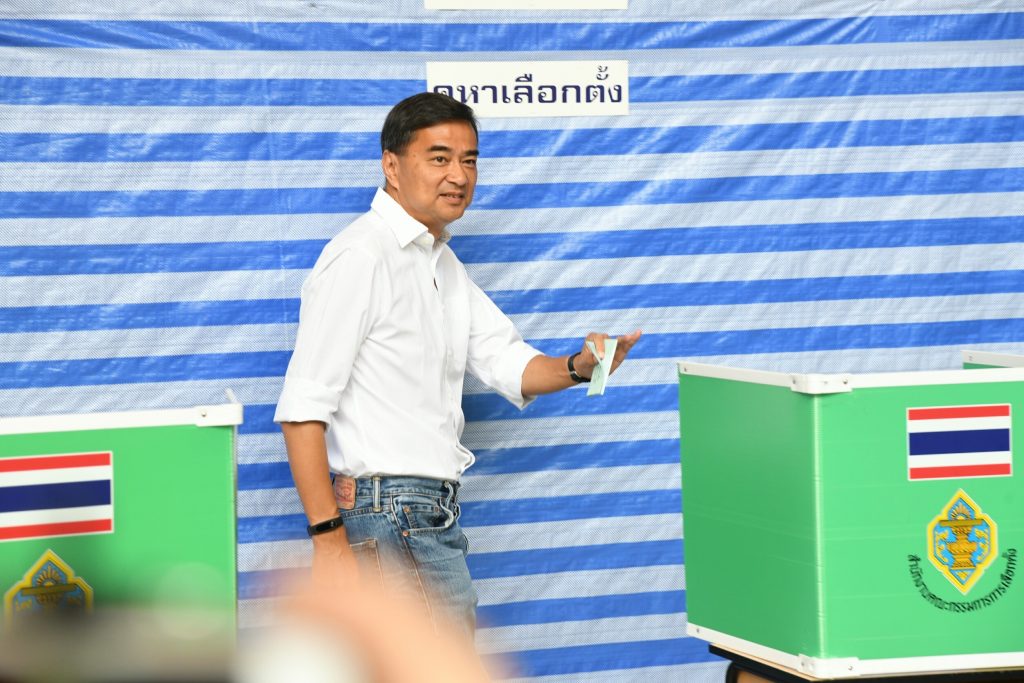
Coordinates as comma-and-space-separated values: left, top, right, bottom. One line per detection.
380, 92, 478, 155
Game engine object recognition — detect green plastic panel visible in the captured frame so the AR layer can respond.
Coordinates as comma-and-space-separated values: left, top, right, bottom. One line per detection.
679, 374, 824, 657
680, 370, 1023, 663
817, 381, 1023, 659
1, 421, 237, 624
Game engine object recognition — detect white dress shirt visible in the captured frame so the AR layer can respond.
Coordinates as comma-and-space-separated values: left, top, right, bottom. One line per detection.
274, 189, 542, 480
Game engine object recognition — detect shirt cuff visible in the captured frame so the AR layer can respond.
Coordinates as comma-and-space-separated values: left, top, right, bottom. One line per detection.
493, 341, 545, 410
274, 376, 341, 426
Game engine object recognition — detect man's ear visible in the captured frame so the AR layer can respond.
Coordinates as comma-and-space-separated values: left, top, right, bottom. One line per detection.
381, 150, 399, 190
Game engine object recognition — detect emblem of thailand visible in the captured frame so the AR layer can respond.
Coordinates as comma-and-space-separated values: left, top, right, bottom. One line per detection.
928, 489, 997, 594
4, 549, 93, 625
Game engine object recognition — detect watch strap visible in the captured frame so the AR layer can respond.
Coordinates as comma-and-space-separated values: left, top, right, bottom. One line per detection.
307, 515, 345, 537
567, 352, 590, 383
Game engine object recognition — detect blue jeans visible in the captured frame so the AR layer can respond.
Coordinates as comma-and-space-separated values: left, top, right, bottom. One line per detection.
338, 476, 477, 639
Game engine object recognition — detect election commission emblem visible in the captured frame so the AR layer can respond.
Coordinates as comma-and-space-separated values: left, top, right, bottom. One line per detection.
4, 550, 93, 626
928, 490, 997, 595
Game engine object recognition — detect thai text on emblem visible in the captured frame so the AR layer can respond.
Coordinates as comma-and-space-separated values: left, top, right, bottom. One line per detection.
928, 490, 997, 595
4, 549, 93, 626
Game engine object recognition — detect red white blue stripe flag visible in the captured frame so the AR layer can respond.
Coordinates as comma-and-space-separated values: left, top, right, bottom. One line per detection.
0, 452, 114, 541
907, 405, 1012, 481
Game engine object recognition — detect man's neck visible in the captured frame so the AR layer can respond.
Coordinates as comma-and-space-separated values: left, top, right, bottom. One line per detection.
383, 184, 447, 240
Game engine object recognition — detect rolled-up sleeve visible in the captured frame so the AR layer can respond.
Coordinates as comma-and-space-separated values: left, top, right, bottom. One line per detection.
274, 247, 381, 425
464, 278, 543, 410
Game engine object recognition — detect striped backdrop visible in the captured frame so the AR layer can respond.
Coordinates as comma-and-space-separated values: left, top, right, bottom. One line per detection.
2, 2, 1023, 680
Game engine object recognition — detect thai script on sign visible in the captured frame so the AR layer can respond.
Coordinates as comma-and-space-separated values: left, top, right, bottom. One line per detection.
426, 60, 629, 118
423, 0, 622, 7
426, 0, 627, 8
434, 72, 624, 106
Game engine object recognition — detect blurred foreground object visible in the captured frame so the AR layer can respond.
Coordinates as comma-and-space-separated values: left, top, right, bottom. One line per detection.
0, 604, 234, 683
236, 579, 503, 683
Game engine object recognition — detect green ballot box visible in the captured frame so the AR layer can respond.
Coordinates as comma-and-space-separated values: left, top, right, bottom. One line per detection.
678, 359, 1024, 678
0, 403, 241, 628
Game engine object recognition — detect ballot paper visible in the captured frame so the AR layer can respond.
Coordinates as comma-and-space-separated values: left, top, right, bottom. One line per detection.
585, 338, 617, 396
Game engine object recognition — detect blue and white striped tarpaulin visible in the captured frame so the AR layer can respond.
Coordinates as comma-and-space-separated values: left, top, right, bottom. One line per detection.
2, 2, 1023, 680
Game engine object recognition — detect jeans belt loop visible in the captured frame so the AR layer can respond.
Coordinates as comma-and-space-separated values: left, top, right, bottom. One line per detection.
372, 476, 381, 512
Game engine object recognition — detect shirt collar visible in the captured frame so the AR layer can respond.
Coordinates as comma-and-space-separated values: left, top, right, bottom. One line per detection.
371, 188, 451, 250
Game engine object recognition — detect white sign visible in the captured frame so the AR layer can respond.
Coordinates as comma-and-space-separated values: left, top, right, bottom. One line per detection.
426, 0, 626, 8
426, 60, 629, 118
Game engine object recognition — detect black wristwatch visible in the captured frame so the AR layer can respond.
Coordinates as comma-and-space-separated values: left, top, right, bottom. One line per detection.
567, 352, 590, 383
307, 515, 345, 537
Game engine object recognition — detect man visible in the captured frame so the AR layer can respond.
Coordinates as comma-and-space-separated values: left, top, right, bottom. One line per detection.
275, 92, 641, 638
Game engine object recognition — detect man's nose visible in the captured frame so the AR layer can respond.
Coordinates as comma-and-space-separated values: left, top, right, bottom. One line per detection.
447, 161, 468, 185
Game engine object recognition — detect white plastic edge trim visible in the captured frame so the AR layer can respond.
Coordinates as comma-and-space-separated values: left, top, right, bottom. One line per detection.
678, 361, 792, 388
851, 366, 1024, 388
962, 349, 1024, 368
791, 373, 853, 394
678, 361, 853, 394
686, 623, 806, 672
679, 361, 1024, 394
688, 623, 1024, 678
0, 403, 243, 435
805, 650, 1024, 678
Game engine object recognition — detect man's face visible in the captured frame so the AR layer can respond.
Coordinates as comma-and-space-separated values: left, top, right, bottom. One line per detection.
382, 121, 478, 235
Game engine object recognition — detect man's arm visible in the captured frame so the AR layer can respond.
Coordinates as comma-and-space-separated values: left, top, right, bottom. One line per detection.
281, 420, 358, 586
521, 330, 642, 396
275, 247, 382, 586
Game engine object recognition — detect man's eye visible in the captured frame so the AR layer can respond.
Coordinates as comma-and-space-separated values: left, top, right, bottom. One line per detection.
464, 158, 477, 167
432, 156, 448, 163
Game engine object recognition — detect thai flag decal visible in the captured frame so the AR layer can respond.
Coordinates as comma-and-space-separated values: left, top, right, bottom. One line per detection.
0, 452, 114, 542
907, 405, 1012, 481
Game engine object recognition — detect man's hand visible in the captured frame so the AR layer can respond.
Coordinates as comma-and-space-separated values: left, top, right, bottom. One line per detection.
311, 528, 360, 589
521, 329, 642, 396
571, 330, 642, 379
281, 420, 361, 589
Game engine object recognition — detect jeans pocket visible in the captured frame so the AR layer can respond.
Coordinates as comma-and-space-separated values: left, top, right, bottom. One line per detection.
350, 538, 383, 587
394, 494, 454, 534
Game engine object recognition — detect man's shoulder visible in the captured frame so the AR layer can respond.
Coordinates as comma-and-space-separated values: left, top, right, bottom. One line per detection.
313, 210, 390, 273
329, 207, 391, 250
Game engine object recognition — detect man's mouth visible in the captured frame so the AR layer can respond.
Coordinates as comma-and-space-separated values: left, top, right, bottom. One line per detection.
440, 192, 464, 202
